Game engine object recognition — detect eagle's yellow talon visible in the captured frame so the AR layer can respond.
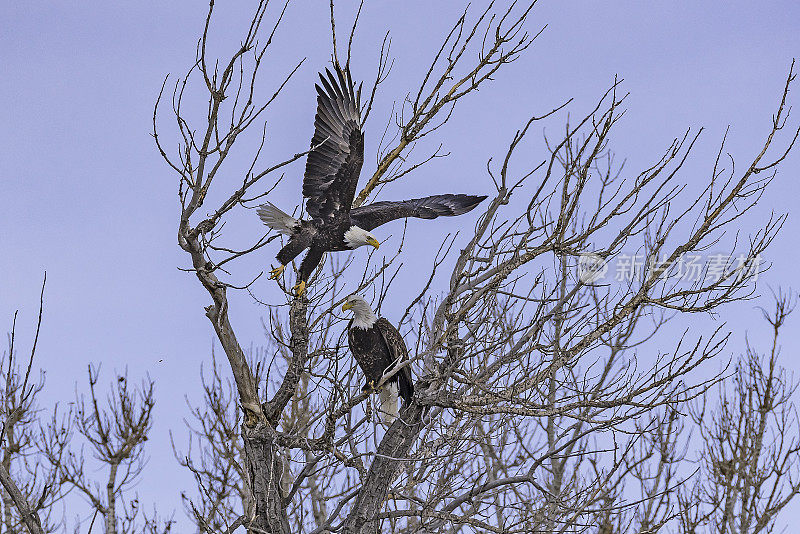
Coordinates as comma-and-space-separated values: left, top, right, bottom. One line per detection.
269, 265, 285, 280
292, 280, 307, 296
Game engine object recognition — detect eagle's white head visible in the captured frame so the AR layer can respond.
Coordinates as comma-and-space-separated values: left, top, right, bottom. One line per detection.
343, 226, 380, 250
342, 294, 378, 329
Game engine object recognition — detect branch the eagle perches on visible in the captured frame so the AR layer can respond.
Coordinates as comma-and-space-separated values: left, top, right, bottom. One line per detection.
155, 1, 800, 532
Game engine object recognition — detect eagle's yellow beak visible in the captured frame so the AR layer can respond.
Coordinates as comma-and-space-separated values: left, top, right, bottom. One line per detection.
366, 236, 380, 250
342, 301, 354, 312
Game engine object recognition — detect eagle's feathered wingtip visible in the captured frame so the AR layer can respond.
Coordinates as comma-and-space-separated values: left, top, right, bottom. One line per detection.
465, 194, 488, 210
317, 64, 358, 106
443, 193, 489, 215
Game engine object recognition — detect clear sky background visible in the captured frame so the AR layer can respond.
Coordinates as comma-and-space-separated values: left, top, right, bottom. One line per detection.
2, 0, 800, 529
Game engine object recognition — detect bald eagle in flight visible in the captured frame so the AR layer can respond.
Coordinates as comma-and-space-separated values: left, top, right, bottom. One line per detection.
257, 65, 486, 295
342, 294, 413, 424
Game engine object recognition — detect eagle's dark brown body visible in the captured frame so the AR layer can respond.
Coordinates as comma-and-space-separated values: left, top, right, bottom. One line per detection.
347, 317, 414, 405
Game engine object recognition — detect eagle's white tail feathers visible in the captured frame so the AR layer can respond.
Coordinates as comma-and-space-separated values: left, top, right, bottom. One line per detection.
378, 382, 399, 425
257, 202, 298, 235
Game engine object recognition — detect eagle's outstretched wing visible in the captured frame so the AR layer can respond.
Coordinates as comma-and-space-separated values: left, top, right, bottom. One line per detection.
303, 66, 363, 225
375, 318, 414, 405
349, 194, 487, 231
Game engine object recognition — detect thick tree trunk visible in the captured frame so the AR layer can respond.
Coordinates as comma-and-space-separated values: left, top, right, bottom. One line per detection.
179, 226, 262, 423
342, 404, 424, 534
242, 422, 291, 534
105, 462, 118, 534
179, 228, 289, 530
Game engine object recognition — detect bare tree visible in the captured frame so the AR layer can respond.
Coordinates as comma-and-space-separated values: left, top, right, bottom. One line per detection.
40, 366, 172, 534
140, 1, 799, 533
678, 291, 800, 534
0, 275, 60, 534
2, 280, 174, 534
4, 5, 796, 532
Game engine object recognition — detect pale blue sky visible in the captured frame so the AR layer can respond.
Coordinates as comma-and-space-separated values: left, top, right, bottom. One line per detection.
2, 0, 799, 529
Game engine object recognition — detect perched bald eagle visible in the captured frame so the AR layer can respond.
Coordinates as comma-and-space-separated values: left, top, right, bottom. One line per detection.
342, 294, 413, 424
258, 65, 487, 295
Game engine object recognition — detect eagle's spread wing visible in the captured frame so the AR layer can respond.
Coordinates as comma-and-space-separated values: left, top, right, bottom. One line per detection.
303, 66, 363, 225
375, 318, 414, 404
349, 194, 487, 231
